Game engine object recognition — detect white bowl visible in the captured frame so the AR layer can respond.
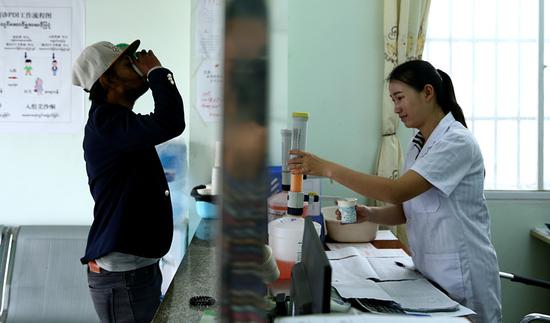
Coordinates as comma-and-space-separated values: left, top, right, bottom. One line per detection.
322, 206, 378, 243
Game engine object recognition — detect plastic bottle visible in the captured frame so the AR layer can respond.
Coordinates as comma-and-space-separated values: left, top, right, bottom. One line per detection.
211, 141, 222, 196
280, 129, 292, 191
267, 192, 309, 221
267, 191, 288, 222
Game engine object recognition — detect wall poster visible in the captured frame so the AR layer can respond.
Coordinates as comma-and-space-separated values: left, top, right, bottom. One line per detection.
195, 0, 223, 123
0, 0, 84, 133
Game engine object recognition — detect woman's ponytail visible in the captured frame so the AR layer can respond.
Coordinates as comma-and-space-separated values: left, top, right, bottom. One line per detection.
436, 69, 467, 128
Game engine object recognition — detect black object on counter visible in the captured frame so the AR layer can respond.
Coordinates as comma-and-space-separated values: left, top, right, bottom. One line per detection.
274, 293, 288, 317
189, 295, 216, 308
190, 185, 216, 203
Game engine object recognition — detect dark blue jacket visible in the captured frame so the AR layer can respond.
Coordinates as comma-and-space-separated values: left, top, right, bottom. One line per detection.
81, 68, 185, 264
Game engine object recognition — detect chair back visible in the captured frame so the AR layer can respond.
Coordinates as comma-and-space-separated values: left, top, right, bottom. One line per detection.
1, 225, 96, 323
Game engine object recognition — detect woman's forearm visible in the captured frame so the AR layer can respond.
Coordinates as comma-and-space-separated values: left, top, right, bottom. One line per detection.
367, 204, 406, 226
288, 150, 430, 204
323, 161, 431, 205
324, 161, 400, 204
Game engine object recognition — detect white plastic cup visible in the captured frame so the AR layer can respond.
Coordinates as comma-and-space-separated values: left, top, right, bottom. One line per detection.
337, 198, 357, 224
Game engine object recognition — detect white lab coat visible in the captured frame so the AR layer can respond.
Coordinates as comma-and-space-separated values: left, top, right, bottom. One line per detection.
402, 113, 502, 323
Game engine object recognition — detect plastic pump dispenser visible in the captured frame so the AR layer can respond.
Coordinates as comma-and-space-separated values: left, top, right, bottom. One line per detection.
287, 112, 309, 216
267, 129, 293, 221
280, 129, 292, 191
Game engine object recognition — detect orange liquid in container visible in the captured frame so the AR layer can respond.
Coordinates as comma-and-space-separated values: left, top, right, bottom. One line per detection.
290, 174, 303, 192
275, 259, 295, 280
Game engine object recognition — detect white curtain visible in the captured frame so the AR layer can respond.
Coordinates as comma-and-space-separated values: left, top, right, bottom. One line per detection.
376, 0, 431, 246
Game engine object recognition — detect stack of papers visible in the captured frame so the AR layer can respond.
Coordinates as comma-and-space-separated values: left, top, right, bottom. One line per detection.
327, 246, 466, 314
333, 278, 459, 312
377, 279, 459, 312
275, 313, 468, 322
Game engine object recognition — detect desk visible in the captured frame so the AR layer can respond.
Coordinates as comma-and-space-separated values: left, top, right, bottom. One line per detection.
153, 222, 407, 322
153, 222, 467, 322
269, 230, 410, 309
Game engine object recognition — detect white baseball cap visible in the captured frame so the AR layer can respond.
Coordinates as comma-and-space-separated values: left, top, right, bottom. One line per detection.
72, 39, 140, 91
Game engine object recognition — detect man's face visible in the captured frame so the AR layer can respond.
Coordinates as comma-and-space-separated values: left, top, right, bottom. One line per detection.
109, 55, 149, 101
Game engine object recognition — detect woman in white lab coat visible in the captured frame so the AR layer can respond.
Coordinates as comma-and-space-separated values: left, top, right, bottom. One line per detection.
288, 60, 502, 323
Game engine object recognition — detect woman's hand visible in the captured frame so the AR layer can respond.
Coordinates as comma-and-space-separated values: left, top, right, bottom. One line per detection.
336, 204, 370, 223
287, 149, 331, 178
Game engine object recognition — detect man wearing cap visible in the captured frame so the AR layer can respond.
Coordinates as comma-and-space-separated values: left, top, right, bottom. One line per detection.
73, 39, 185, 322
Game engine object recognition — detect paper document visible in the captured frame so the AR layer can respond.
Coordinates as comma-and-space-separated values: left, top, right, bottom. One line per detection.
368, 257, 420, 281
326, 245, 364, 258
333, 279, 393, 300
406, 304, 475, 317
327, 247, 466, 315
376, 230, 398, 240
377, 279, 459, 312
327, 247, 422, 281
326, 243, 408, 258
275, 313, 468, 322
333, 278, 459, 313
366, 248, 409, 258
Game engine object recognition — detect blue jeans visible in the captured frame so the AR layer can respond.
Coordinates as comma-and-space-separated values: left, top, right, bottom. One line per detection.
87, 262, 162, 323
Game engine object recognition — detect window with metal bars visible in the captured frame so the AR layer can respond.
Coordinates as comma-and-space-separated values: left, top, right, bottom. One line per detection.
423, 0, 549, 194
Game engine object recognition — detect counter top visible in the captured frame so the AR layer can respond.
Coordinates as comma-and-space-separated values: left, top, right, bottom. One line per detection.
152, 223, 409, 322
153, 218, 219, 323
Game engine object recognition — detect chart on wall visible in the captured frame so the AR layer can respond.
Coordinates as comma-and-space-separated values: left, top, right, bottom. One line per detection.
195, 0, 223, 123
0, 0, 84, 133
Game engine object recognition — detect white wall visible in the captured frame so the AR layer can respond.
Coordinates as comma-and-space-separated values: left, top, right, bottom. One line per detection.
0, 0, 192, 225
267, 0, 289, 166
187, 0, 222, 195
286, 0, 384, 205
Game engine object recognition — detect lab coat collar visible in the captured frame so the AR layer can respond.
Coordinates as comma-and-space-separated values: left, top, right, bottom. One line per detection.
423, 113, 456, 149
